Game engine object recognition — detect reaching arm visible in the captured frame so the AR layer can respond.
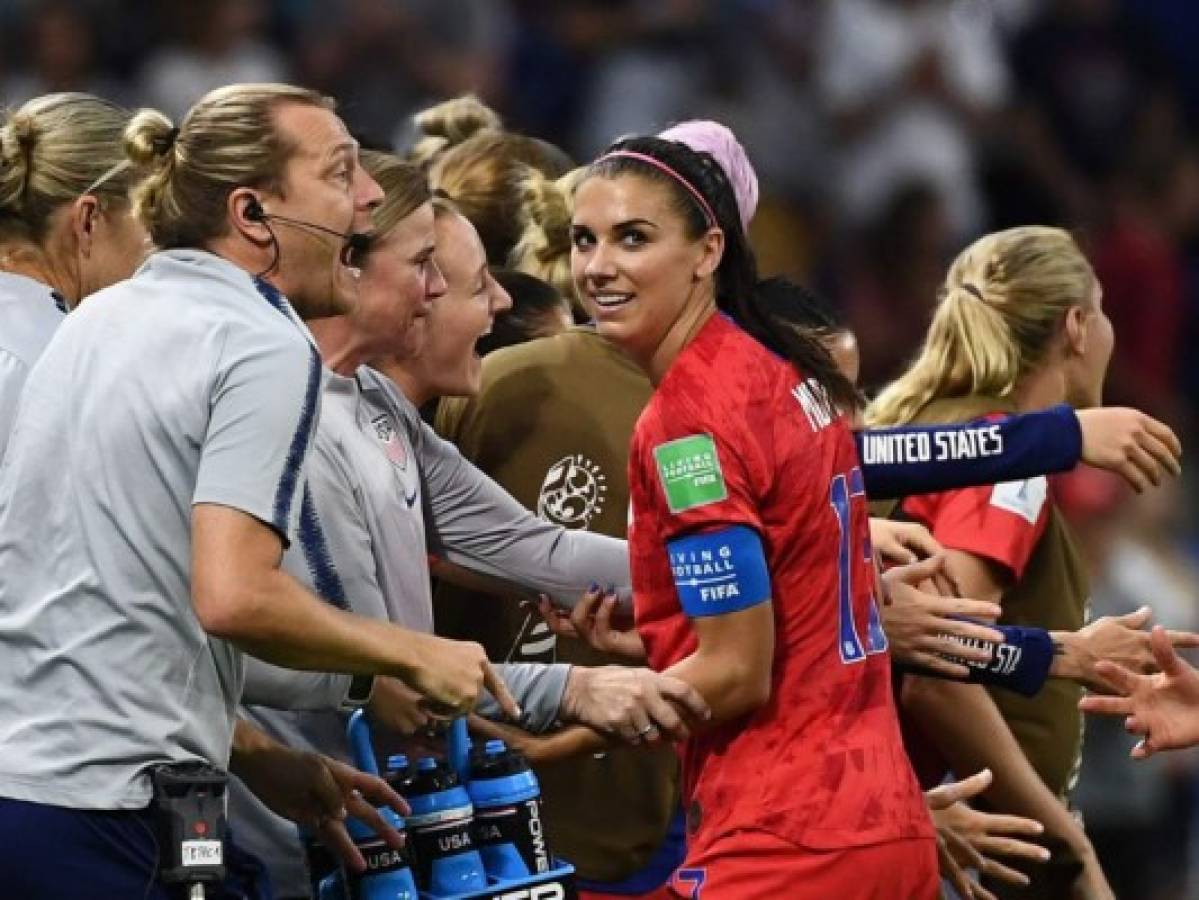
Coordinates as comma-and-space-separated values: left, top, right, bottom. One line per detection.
664, 602, 774, 724
901, 676, 1110, 895
479, 663, 572, 733
1080, 626, 1199, 757
858, 408, 1078, 500
240, 656, 352, 711
229, 719, 408, 874
379, 371, 632, 610
466, 716, 609, 765
858, 406, 1180, 499
192, 503, 516, 718
238, 439, 383, 712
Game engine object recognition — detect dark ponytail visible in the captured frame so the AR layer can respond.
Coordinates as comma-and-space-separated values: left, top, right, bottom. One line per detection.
588, 136, 857, 410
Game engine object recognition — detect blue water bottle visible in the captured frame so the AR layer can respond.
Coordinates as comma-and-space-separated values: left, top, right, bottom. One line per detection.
467, 740, 553, 880
385, 755, 413, 794
317, 808, 420, 900
401, 756, 488, 896
316, 711, 420, 900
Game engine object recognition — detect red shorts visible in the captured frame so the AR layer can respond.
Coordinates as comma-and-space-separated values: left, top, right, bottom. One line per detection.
666, 830, 939, 900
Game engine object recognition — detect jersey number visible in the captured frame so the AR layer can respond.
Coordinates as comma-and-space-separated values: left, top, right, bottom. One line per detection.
829, 467, 888, 664
674, 868, 707, 899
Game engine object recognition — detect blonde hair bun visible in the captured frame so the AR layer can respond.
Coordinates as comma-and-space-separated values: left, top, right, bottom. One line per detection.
410, 96, 502, 166
510, 166, 583, 314
123, 108, 177, 169
0, 93, 133, 242
0, 109, 39, 213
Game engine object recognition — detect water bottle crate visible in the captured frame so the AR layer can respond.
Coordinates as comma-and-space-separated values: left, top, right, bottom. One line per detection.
420, 859, 576, 899
332, 713, 578, 900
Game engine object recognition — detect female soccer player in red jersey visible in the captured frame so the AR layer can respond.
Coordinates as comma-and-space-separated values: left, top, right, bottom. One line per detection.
867, 227, 1117, 898
568, 135, 939, 898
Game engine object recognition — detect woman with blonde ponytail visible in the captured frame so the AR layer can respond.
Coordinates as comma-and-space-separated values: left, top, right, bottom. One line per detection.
869, 226, 1121, 899
869, 227, 1104, 428
0, 92, 146, 456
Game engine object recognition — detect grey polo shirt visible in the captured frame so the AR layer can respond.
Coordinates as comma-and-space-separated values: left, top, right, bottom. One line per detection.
0, 249, 321, 810
236, 368, 630, 896
367, 369, 631, 607
0, 271, 64, 459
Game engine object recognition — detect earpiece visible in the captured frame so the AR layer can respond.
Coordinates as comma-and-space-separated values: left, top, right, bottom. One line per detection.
244, 197, 265, 222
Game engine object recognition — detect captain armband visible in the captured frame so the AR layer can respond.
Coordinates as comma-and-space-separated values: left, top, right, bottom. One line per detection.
940, 623, 1054, 697
667, 525, 771, 618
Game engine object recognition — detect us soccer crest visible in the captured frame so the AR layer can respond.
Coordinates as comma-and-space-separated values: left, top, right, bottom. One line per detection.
370, 413, 408, 470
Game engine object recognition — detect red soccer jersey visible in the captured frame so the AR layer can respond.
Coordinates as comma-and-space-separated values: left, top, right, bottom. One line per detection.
627, 314, 932, 851
900, 433, 1050, 581
896, 415, 1061, 793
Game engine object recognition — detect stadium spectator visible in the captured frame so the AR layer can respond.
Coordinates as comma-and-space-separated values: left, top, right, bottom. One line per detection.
138, 0, 288, 119
815, 0, 1010, 239
0, 2, 127, 108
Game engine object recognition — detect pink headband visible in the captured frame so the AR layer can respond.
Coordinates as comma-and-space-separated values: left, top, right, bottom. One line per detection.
597, 149, 717, 229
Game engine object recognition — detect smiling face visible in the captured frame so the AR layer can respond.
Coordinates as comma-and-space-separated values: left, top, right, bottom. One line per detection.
570, 173, 717, 369
353, 201, 445, 361
403, 210, 512, 399
264, 102, 382, 318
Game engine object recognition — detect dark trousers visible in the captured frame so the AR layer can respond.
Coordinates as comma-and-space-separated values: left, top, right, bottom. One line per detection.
0, 796, 273, 900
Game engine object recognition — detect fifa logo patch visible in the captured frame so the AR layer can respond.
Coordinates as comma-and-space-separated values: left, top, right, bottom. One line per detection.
653, 434, 727, 513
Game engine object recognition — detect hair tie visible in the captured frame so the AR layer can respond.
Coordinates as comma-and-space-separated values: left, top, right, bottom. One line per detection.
152, 127, 180, 156
962, 283, 985, 301
597, 149, 717, 229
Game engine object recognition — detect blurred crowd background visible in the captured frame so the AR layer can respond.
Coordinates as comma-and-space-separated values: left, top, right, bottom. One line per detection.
2, 0, 1197, 895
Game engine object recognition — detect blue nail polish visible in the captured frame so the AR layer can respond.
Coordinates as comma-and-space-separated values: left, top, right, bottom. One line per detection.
588, 582, 599, 593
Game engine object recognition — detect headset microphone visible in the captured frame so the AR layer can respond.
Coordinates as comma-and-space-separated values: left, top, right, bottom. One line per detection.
245, 199, 371, 267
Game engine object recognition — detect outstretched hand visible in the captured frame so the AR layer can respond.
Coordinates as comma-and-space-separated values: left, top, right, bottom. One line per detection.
869, 518, 942, 566
1079, 625, 1199, 758
881, 554, 1004, 678
926, 769, 1049, 900
238, 744, 408, 873
1062, 606, 1199, 692
537, 587, 647, 661
559, 664, 711, 744
403, 632, 521, 720
1076, 407, 1181, 493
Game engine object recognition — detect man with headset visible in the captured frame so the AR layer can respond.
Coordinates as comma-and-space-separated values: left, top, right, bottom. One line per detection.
0, 83, 512, 899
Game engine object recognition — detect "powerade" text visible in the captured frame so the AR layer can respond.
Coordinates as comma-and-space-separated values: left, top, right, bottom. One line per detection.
495, 885, 565, 900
